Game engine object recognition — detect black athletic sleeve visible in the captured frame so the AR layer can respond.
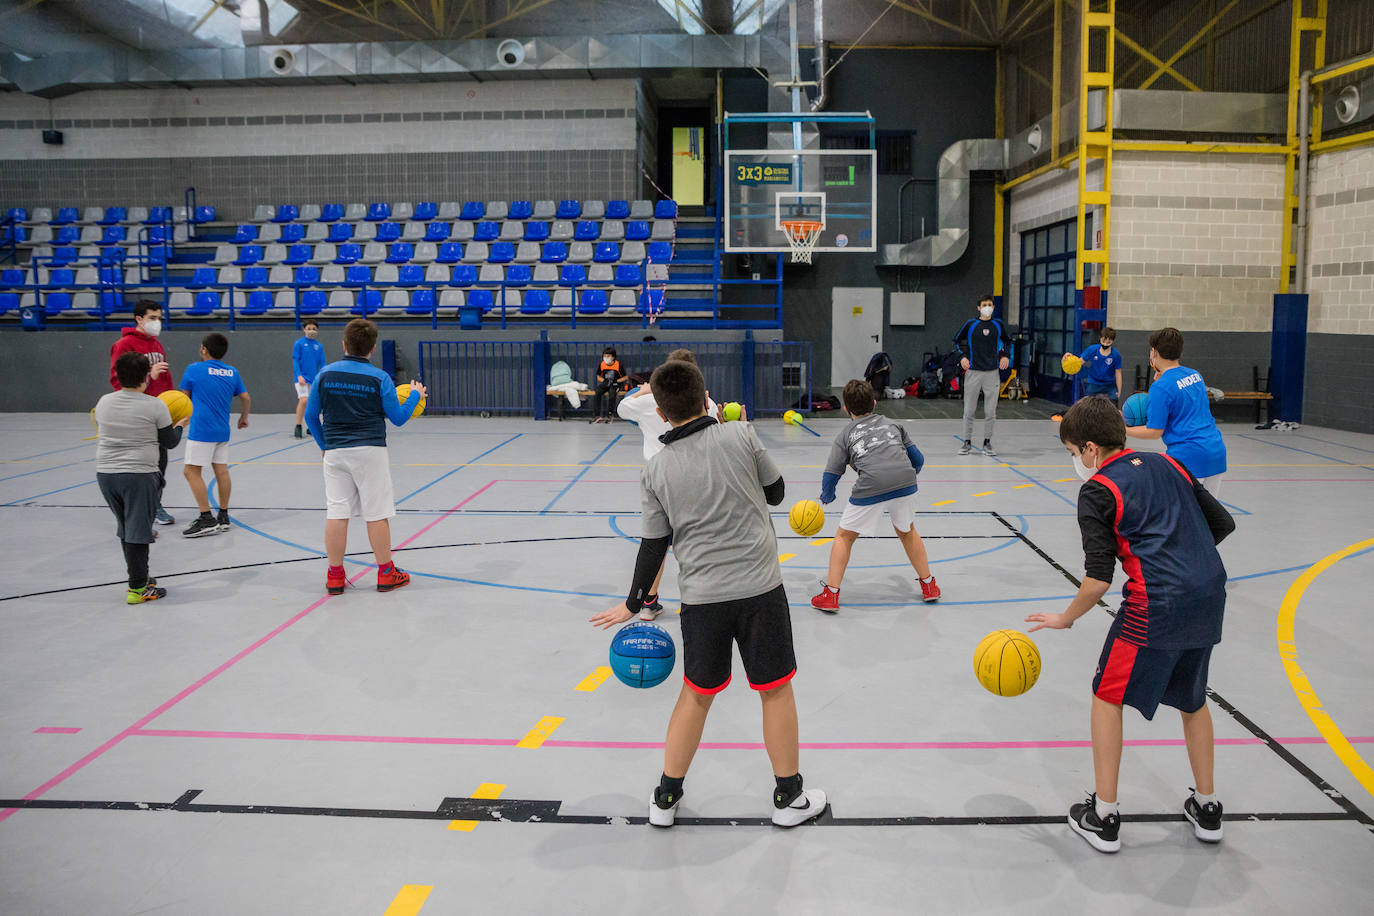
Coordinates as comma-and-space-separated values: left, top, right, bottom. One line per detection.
998, 321, 1012, 354
1183, 468, 1235, 545
762, 475, 785, 506
1077, 481, 1118, 583
625, 534, 672, 613
953, 320, 973, 356
157, 423, 183, 450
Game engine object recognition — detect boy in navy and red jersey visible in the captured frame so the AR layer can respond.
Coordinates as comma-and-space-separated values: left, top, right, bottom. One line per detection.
1026, 395, 1235, 854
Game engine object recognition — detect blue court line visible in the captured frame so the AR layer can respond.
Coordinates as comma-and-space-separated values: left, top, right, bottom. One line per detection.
395, 433, 524, 506
947, 434, 1079, 509
1236, 433, 1374, 470
0, 459, 88, 484
1216, 498, 1252, 517
236, 439, 313, 464
580, 433, 624, 465
1289, 433, 1374, 455
1, 442, 94, 462
542, 466, 593, 514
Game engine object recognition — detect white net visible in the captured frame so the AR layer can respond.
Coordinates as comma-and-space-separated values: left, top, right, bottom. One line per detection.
782, 220, 822, 264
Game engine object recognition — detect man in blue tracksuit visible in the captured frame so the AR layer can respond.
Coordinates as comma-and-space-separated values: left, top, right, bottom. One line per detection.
305, 318, 425, 596
954, 295, 1012, 457
292, 319, 327, 439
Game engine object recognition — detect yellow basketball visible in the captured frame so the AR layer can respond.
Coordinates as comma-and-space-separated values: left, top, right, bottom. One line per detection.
158, 389, 193, 424
788, 499, 825, 537
973, 629, 1042, 697
394, 383, 426, 418
722, 401, 742, 422
1061, 352, 1084, 376
783, 409, 798, 426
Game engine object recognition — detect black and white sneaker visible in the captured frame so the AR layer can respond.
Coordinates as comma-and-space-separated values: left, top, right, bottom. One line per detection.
649, 786, 681, 828
772, 787, 828, 827
981, 440, 997, 457
639, 598, 665, 621
1068, 794, 1121, 853
181, 515, 219, 538
1183, 792, 1223, 842
958, 440, 973, 456
216, 511, 231, 532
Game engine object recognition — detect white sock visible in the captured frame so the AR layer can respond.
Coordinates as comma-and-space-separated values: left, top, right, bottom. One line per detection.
1193, 790, 1217, 806
1095, 796, 1119, 819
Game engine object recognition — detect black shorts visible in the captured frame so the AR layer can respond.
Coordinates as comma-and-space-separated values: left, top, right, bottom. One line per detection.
1093, 625, 1213, 720
679, 584, 796, 695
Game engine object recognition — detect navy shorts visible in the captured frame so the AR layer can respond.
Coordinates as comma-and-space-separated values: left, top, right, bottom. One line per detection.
1093, 628, 1213, 720
679, 584, 796, 695
1082, 382, 1118, 401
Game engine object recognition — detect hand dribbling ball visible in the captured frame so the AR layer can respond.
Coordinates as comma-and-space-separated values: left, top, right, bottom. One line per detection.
609, 621, 676, 688
788, 499, 825, 537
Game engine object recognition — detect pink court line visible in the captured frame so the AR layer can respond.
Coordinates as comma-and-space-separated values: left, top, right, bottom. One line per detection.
0, 481, 495, 827
33, 727, 82, 735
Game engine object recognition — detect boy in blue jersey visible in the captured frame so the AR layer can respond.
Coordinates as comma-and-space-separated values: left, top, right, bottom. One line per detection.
1075, 326, 1123, 402
305, 318, 425, 595
179, 333, 250, 538
1027, 396, 1235, 854
954, 295, 1012, 457
292, 319, 326, 439
1125, 327, 1228, 493
811, 379, 939, 612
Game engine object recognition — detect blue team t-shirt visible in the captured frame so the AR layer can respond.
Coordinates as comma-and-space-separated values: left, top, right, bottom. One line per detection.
1080, 344, 1122, 386
1147, 365, 1227, 478
293, 336, 326, 384
179, 359, 246, 443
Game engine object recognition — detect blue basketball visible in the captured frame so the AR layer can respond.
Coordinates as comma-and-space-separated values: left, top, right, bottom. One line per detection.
609, 621, 676, 688
1122, 392, 1150, 427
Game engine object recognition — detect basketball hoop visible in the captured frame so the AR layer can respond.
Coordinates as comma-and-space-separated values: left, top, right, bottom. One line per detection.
780, 219, 823, 264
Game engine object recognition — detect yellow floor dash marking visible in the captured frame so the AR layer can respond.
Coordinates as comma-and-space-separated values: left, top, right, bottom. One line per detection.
575, 666, 612, 692
382, 885, 433, 915
448, 783, 507, 832
778, 553, 796, 562
972, 491, 995, 497
1013, 484, 1035, 489
932, 500, 956, 507
810, 537, 833, 546
1053, 478, 1076, 483
517, 716, 564, 749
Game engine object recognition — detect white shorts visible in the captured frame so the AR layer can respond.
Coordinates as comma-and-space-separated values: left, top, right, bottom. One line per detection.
1199, 474, 1222, 497
323, 446, 396, 522
295, 381, 311, 398
184, 440, 228, 467
838, 492, 920, 536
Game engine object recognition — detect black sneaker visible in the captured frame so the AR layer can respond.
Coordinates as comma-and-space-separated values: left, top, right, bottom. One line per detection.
958, 440, 972, 456
294, 424, 304, 439
182, 515, 219, 538
1183, 791, 1223, 842
1068, 793, 1121, 853
982, 440, 997, 457
216, 511, 231, 532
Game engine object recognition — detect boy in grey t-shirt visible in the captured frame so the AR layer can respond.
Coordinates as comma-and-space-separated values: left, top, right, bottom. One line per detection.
812, 379, 940, 612
95, 352, 186, 604
591, 359, 827, 829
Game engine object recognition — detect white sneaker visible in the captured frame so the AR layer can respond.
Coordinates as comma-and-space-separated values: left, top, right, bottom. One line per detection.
648, 787, 680, 827
638, 599, 665, 621
771, 788, 828, 827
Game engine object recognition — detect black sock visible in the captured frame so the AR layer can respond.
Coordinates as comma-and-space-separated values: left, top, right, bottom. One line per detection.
657, 773, 684, 807
774, 773, 803, 808
200, 510, 213, 519
645, 592, 658, 606
121, 541, 150, 590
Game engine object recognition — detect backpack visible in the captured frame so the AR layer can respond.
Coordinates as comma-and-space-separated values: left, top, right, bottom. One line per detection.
918, 371, 940, 398
549, 360, 572, 386
939, 351, 964, 398
863, 351, 892, 397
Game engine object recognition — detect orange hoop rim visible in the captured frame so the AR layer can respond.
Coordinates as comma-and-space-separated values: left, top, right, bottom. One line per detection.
780, 219, 823, 241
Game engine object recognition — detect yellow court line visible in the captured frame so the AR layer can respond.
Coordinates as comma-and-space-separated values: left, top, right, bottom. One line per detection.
448, 782, 507, 832
778, 553, 796, 562
383, 885, 433, 915
810, 537, 834, 546
517, 716, 565, 749
575, 666, 612, 692
1277, 537, 1374, 798
932, 500, 957, 507
972, 491, 995, 497
1013, 484, 1036, 489
1053, 478, 1077, 483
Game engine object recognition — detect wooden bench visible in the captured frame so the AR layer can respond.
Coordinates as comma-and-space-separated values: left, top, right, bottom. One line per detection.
546, 387, 590, 421
1132, 364, 1273, 424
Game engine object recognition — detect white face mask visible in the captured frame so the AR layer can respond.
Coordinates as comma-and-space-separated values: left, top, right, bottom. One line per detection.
979, 306, 994, 319
142, 318, 162, 337
305, 328, 318, 339
603, 356, 613, 364
1072, 448, 1098, 481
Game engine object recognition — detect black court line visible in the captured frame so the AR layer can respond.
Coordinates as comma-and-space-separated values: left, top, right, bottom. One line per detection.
988, 510, 1374, 833
2, 504, 1004, 516
0, 791, 1359, 829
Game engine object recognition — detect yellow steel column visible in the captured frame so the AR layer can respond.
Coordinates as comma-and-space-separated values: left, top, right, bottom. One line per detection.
1075, 0, 1113, 292
1281, 0, 1327, 293
994, 46, 1006, 300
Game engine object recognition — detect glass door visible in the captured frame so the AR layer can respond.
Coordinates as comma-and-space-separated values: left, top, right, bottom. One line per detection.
1020, 216, 1088, 404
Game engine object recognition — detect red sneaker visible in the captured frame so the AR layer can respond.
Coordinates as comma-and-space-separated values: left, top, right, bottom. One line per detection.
377, 565, 410, 592
811, 583, 840, 613
919, 576, 941, 603
326, 567, 346, 595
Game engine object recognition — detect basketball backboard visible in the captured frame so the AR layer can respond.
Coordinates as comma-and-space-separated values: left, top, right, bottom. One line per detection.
724, 148, 877, 254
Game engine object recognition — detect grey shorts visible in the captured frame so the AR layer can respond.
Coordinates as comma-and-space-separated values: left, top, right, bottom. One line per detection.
97, 472, 161, 544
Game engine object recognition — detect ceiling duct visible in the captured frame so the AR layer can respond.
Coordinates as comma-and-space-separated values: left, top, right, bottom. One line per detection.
879, 138, 1007, 267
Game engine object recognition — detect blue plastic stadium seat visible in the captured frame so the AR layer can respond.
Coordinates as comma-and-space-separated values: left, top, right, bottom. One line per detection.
605, 200, 630, 220
99, 226, 127, 245
520, 289, 552, 315
467, 288, 495, 313
413, 202, 438, 221
188, 267, 216, 288
52, 208, 79, 225
366, 203, 391, 222
297, 289, 326, 316
100, 247, 127, 265
242, 266, 269, 286
541, 242, 568, 263
397, 264, 424, 285
625, 221, 651, 241
451, 264, 478, 286
639, 289, 666, 314
424, 222, 451, 243
273, 204, 299, 223
0, 292, 17, 315
387, 242, 414, 264
334, 243, 362, 265
655, 200, 678, 220
344, 265, 371, 287
233, 224, 259, 243
99, 207, 126, 225
327, 223, 354, 243
559, 264, 587, 287
51, 247, 78, 267
56, 226, 80, 245
374, 222, 401, 243
578, 289, 608, 315
506, 264, 532, 285
46, 268, 75, 288
188, 291, 220, 317
474, 221, 499, 242
280, 224, 306, 243
573, 221, 600, 242
460, 202, 485, 221
508, 201, 533, 220
523, 221, 550, 242
556, 200, 581, 220
43, 292, 73, 315
284, 244, 312, 265
352, 289, 382, 315
436, 241, 463, 264
146, 226, 168, 244
317, 203, 343, 222
241, 290, 274, 316
234, 245, 264, 266
614, 265, 642, 287
1, 268, 24, 287
488, 242, 515, 264
407, 289, 437, 316
593, 242, 620, 263
647, 241, 673, 263
144, 207, 169, 224
295, 265, 320, 285
7, 207, 27, 222
194, 206, 216, 223
2, 225, 26, 244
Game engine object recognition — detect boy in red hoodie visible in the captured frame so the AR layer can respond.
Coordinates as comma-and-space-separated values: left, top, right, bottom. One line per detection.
109, 300, 176, 525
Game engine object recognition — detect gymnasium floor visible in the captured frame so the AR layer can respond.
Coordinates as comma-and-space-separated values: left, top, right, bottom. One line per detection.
1, 411, 1371, 914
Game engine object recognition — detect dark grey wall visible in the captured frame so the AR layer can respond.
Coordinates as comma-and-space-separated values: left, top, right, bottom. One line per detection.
1304, 333, 1374, 433
723, 49, 999, 387
1113, 329, 1274, 424
0, 150, 637, 223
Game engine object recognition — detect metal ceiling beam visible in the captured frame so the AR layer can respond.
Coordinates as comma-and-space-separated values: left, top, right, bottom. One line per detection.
308, 0, 425, 39
459, 0, 559, 40
1116, 28, 1201, 91
887, 0, 986, 42
1138, 0, 1240, 90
